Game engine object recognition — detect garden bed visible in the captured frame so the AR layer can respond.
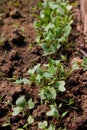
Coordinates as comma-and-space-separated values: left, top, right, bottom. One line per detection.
0, 0, 87, 130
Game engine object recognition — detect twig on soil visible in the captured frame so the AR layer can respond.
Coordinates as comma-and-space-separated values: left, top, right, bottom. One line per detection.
80, 49, 87, 57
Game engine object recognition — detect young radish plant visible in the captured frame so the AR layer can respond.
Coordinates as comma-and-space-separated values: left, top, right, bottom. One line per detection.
12, 96, 35, 129
28, 58, 70, 101
37, 103, 67, 130
82, 56, 87, 71
46, 103, 68, 121
34, 0, 73, 55
38, 121, 55, 130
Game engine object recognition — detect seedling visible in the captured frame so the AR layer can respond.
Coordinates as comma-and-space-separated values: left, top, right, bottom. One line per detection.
28, 58, 67, 101
12, 96, 35, 116
17, 115, 34, 130
63, 98, 74, 106
39, 81, 66, 101
15, 78, 30, 84
38, 121, 55, 130
21, 115, 34, 130
11, 96, 35, 129
38, 121, 48, 129
62, 98, 78, 110
82, 56, 87, 71
28, 58, 67, 85
34, 0, 72, 55
46, 104, 59, 119
46, 103, 68, 121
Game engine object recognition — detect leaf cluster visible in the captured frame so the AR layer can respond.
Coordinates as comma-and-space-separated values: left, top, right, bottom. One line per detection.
35, 0, 72, 55
28, 58, 67, 100
12, 96, 35, 130
82, 56, 87, 71
12, 96, 35, 116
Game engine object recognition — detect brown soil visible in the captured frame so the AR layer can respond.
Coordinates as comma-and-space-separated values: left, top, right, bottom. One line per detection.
0, 0, 87, 130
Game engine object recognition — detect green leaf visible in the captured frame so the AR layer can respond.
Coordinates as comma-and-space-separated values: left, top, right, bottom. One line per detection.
15, 78, 30, 84
46, 108, 59, 118
16, 96, 26, 107
51, 44, 57, 53
38, 89, 46, 100
38, 121, 48, 129
45, 23, 55, 32
28, 98, 35, 109
35, 36, 40, 43
72, 62, 79, 70
41, 43, 49, 55
64, 25, 71, 36
56, 81, 66, 92
49, 2, 58, 9
69, 98, 74, 105
43, 72, 53, 78
23, 123, 28, 129
58, 103, 62, 109
48, 87, 57, 99
83, 56, 87, 64
21, 78, 30, 84
12, 107, 22, 116
56, 43, 61, 50
36, 74, 42, 83
40, 10, 45, 18
34, 21, 41, 28
34, 0, 72, 55
17, 128, 24, 130
2, 123, 10, 127
38, 1, 42, 7
15, 79, 23, 84
61, 111, 68, 118
28, 64, 41, 75
66, 5, 72, 11
27, 116, 34, 124
61, 55, 66, 61
82, 56, 87, 71
39, 86, 57, 100
48, 124, 55, 130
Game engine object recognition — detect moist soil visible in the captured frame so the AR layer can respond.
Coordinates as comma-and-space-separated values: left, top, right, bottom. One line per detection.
0, 0, 87, 130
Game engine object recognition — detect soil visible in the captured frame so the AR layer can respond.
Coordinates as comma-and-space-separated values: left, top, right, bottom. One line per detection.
0, 0, 87, 130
